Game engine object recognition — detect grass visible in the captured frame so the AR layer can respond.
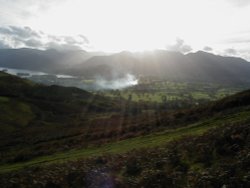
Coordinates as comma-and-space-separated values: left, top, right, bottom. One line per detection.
1, 109, 250, 174
0, 71, 8, 77
0, 96, 9, 103
0, 101, 35, 127
101, 81, 246, 104
191, 92, 211, 100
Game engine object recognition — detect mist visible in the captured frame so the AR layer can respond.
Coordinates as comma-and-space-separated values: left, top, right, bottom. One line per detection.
95, 73, 138, 90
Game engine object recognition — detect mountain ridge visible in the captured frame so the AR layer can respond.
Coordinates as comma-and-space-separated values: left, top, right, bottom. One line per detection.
1, 48, 250, 85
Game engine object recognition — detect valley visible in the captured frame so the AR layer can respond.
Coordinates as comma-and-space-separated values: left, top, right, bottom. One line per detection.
1, 1, 250, 187
0, 71, 250, 187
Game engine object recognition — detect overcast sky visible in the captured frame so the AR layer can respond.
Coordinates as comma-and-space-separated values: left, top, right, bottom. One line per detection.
0, 0, 250, 60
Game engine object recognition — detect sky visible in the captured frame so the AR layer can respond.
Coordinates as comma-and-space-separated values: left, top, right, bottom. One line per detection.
0, 0, 250, 60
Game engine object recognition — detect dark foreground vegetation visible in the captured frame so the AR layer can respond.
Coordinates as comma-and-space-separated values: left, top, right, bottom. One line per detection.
0, 123, 249, 187
0, 71, 250, 187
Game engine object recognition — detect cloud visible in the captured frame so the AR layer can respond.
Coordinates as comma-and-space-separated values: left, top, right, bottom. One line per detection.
217, 48, 250, 61
0, 26, 40, 38
46, 42, 82, 51
45, 35, 90, 51
224, 48, 238, 55
95, 74, 138, 90
223, 36, 250, 44
219, 32, 250, 61
203, 46, 213, 52
0, 40, 11, 49
227, 0, 250, 7
225, 48, 250, 62
59, 35, 89, 46
0, 0, 68, 19
166, 38, 192, 53
238, 50, 250, 61
79, 35, 90, 44
24, 39, 43, 47
0, 25, 90, 51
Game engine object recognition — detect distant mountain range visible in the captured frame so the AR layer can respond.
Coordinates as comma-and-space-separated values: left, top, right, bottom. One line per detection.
1, 48, 250, 84
0, 48, 105, 73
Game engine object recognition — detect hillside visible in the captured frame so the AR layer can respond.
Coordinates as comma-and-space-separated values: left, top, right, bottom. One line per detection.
0, 72, 250, 187
1, 121, 249, 187
0, 72, 127, 163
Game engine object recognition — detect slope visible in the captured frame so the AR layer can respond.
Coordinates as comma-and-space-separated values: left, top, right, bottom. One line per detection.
0, 73, 250, 187
0, 72, 125, 163
0, 96, 249, 187
1, 108, 250, 174
1, 72, 250, 166
0, 73, 250, 172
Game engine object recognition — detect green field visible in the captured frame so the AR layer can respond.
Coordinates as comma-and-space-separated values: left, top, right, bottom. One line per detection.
100, 81, 246, 105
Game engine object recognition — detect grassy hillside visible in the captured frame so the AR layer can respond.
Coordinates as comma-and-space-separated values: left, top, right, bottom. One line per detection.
0, 71, 123, 137
0, 111, 249, 187
1, 108, 250, 173
0, 72, 250, 187
0, 72, 127, 162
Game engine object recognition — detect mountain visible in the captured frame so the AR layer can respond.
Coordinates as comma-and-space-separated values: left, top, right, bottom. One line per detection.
185, 51, 250, 84
0, 48, 93, 73
1, 48, 250, 85
68, 50, 250, 84
66, 51, 140, 79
